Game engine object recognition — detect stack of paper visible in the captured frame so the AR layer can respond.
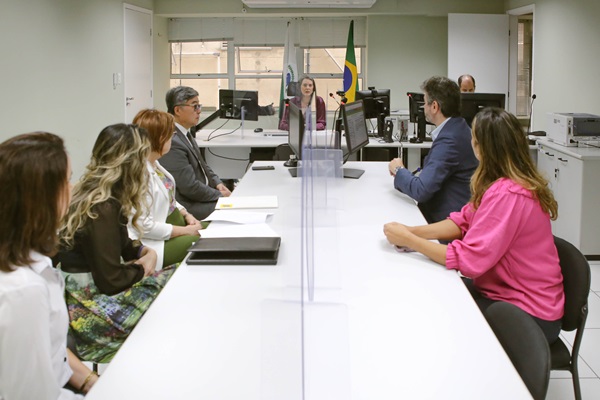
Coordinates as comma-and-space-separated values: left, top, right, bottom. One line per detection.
201, 209, 279, 238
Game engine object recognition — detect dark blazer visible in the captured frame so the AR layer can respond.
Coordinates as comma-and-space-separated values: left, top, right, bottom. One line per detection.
393, 117, 478, 223
159, 127, 223, 220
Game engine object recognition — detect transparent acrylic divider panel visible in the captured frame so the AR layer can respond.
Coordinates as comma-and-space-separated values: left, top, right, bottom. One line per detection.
260, 299, 303, 400
260, 143, 350, 400
304, 302, 352, 400
301, 147, 344, 299
302, 145, 352, 399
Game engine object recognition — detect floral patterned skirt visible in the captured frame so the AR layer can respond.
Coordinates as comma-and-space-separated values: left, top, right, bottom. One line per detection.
64, 264, 177, 363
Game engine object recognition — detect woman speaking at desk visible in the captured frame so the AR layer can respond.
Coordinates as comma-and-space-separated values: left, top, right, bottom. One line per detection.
279, 74, 326, 131
384, 107, 564, 343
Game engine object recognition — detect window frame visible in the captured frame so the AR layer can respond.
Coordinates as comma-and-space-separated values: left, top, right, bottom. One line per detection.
170, 40, 364, 111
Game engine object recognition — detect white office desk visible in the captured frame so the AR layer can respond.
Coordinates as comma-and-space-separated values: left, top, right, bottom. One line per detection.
195, 128, 432, 178
86, 162, 530, 400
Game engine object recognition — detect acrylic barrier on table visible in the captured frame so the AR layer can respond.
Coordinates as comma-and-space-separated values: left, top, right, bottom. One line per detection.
260, 104, 352, 400
301, 138, 352, 398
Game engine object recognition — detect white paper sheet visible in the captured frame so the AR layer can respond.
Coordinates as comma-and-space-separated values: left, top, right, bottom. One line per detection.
200, 222, 280, 238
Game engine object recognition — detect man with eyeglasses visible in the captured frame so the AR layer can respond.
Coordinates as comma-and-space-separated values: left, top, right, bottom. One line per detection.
160, 86, 231, 220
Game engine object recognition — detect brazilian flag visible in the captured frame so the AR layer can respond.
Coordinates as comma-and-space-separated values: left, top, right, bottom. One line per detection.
343, 20, 358, 103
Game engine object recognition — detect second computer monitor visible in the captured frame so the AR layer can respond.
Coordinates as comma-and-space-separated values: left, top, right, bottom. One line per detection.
356, 88, 390, 136
341, 100, 369, 179
287, 102, 305, 160
219, 89, 259, 121
460, 93, 506, 127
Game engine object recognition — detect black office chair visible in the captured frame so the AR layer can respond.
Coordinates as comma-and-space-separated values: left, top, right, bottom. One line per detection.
551, 236, 591, 400
485, 302, 551, 400
273, 144, 294, 161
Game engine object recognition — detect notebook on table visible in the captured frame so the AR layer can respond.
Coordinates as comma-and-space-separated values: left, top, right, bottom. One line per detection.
186, 237, 281, 265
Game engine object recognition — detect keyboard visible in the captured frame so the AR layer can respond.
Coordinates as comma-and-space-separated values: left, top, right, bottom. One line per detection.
263, 130, 288, 137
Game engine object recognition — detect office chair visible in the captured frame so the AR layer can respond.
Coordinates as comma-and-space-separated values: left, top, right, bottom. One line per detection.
273, 144, 294, 161
485, 302, 551, 400
551, 236, 591, 400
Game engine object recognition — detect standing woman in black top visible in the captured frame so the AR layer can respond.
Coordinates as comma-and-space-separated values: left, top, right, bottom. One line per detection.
55, 124, 176, 363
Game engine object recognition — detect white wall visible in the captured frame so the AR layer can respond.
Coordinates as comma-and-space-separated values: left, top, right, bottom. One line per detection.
0, 0, 153, 180
366, 16, 448, 111
506, 0, 600, 130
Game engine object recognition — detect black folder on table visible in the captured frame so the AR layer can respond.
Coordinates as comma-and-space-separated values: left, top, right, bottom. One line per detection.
186, 237, 281, 265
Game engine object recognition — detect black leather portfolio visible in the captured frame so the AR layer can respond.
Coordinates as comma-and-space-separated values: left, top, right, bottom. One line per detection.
186, 237, 281, 265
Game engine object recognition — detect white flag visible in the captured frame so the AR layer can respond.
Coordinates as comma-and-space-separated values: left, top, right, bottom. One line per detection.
279, 21, 298, 120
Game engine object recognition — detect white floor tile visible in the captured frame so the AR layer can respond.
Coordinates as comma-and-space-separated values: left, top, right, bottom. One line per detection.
550, 332, 597, 379
590, 263, 600, 293
547, 377, 600, 400
577, 329, 600, 378
584, 292, 600, 329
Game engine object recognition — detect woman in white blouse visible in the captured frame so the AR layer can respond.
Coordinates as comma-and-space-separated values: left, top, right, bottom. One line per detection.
0, 133, 98, 399
130, 109, 202, 268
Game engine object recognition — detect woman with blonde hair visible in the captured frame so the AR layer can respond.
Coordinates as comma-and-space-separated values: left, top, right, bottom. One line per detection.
130, 109, 202, 268
0, 132, 98, 398
55, 124, 175, 363
384, 107, 564, 343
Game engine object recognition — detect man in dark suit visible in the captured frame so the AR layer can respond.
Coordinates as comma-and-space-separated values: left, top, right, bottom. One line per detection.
388, 76, 478, 224
160, 86, 231, 220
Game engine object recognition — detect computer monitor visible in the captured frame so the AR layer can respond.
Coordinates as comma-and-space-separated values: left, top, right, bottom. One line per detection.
460, 93, 506, 127
407, 92, 433, 143
287, 102, 305, 161
340, 100, 370, 179
356, 88, 390, 138
219, 89, 259, 122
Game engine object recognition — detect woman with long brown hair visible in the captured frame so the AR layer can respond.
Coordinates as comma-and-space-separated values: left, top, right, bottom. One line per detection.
0, 133, 98, 398
384, 107, 564, 343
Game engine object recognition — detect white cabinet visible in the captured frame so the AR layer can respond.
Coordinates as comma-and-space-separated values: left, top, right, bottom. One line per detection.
537, 140, 600, 256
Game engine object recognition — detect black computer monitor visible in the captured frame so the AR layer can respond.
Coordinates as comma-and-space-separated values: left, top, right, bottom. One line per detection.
288, 102, 304, 161
340, 100, 370, 179
407, 92, 433, 143
356, 88, 390, 138
460, 93, 506, 127
219, 89, 259, 122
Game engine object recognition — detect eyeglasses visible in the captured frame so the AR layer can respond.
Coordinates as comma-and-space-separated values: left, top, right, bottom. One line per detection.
175, 103, 202, 112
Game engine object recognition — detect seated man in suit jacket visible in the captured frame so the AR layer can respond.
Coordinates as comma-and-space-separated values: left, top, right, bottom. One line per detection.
160, 86, 231, 220
388, 76, 478, 224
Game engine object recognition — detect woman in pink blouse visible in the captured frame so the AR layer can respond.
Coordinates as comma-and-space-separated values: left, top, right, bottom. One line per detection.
384, 107, 564, 343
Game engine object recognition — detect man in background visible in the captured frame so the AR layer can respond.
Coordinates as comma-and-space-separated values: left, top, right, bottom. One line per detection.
458, 74, 476, 93
161, 86, 231, 220
388, 76, 478, 223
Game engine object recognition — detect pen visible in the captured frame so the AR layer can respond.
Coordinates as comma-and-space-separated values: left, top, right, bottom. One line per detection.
412, 167, 421, 175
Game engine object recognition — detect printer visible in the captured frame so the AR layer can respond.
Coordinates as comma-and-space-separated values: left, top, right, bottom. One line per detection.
546, 112, 600, 146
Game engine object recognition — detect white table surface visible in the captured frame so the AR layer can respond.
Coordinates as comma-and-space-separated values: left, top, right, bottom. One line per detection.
86, 161, 531, 400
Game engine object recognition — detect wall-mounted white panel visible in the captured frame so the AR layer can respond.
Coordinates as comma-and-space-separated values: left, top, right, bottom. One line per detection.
448, 13, 509, 97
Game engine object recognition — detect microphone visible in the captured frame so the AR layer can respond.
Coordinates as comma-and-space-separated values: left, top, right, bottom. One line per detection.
329, 92, 340, 106
527, 94, 537, 134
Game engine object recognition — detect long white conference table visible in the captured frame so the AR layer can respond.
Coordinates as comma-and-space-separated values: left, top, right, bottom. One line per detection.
86, 161, 531, 400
